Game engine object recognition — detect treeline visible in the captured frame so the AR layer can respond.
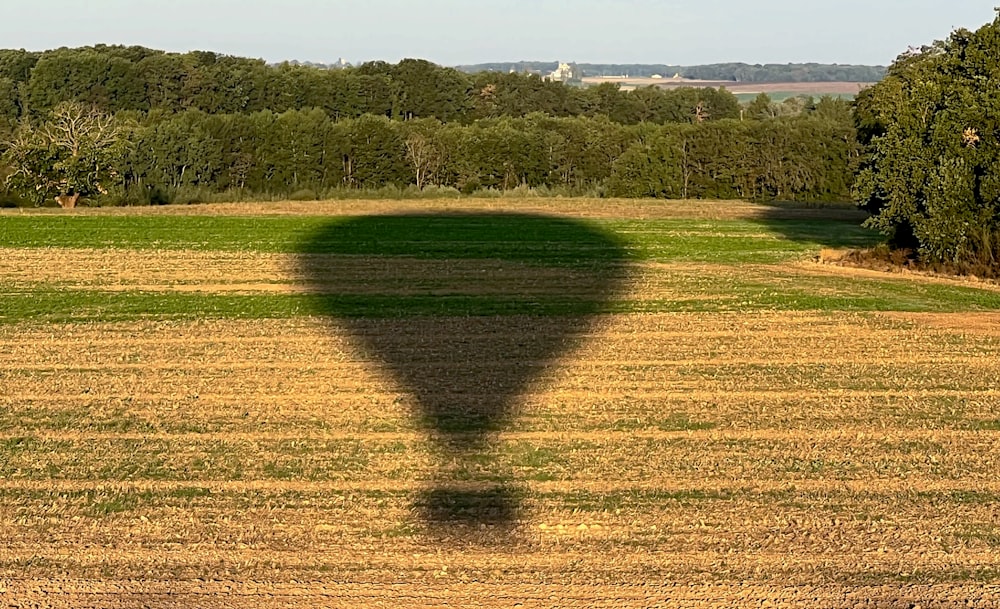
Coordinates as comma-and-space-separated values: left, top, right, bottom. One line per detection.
2, 46, 806, 126
1, 103, 857, 207
456, 62, 887, 82
0, 45, 863, 208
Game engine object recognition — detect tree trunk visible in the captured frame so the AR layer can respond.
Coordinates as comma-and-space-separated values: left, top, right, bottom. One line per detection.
56, 194, 80, 209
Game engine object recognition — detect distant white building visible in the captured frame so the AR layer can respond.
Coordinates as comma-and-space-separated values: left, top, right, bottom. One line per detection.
548, 62, 575, 82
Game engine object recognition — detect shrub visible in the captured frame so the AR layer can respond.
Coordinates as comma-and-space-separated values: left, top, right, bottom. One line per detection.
288, 188, 318, 201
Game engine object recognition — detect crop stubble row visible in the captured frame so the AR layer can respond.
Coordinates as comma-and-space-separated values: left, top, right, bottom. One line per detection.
1, 309, 999, 606
1, 215, 998, 606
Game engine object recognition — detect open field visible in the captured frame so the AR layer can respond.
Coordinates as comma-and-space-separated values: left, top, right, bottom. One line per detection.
581, 77, 874, 98
2, 199, 1000, 607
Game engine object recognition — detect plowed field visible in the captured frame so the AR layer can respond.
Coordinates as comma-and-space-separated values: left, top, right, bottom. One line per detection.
1, 199, 999, 608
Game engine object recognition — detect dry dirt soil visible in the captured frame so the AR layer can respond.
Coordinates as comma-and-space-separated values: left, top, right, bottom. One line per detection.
1, 201, 998, 608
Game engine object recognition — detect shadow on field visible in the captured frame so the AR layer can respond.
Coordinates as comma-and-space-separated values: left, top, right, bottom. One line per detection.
298, 213, 631, 534
752, 203, 881, 250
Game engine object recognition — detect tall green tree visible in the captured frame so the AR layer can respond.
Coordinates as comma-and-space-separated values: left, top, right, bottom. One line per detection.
608, 127, 685, 198
402, 118, 446, 189
392, 59, 471, 122
25, 48, 147, 114
0, 50, 39, 83
2, 102, 132, 207
855, 12, 1000, 268
0, 77, 20, 124
334, 114, 408, 188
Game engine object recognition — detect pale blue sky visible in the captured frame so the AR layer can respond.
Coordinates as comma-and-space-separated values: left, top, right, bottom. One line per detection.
1, 1, 995, 66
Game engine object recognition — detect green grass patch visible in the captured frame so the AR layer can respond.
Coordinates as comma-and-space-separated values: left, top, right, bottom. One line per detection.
506, 443, 563, 470
0, 215, 324, 252
0, 436, 386, 482
965, 419, 1000, 431
0, 214, 879, 264
3, 273, 999, 327
555, 488, 736, 512
0, 289, 314, 324
167, 487, 213, 500
733, 92, 859, 103
915, 490, 1000, 505
88, 492, 147, 516
954, 526, 1000, 547
611, 413, 717, 432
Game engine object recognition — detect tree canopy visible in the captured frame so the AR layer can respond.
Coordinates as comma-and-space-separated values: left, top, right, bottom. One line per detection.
855, 11, 1000, 271
0, 46, 784, 126
2, 102, 131, 207
0, 45, 860, 208
1, 106, 856, 206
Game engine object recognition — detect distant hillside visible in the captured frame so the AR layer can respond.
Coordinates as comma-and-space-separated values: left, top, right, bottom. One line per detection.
455, 62, 886, 83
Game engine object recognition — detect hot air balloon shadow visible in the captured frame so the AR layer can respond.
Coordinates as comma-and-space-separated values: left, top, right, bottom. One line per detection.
298, 212, 631, 533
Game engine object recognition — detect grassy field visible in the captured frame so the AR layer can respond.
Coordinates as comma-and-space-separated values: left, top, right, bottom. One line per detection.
579, 77, 872, 100
2, 198, 999, 608
732, 92, 858, 103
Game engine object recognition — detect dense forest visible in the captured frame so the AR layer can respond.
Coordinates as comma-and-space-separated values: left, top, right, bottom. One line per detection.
0, 46, 769, 122
0, 45, 860, 207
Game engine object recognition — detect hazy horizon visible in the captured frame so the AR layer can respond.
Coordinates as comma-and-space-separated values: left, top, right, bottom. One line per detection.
0, 1, 994, 67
